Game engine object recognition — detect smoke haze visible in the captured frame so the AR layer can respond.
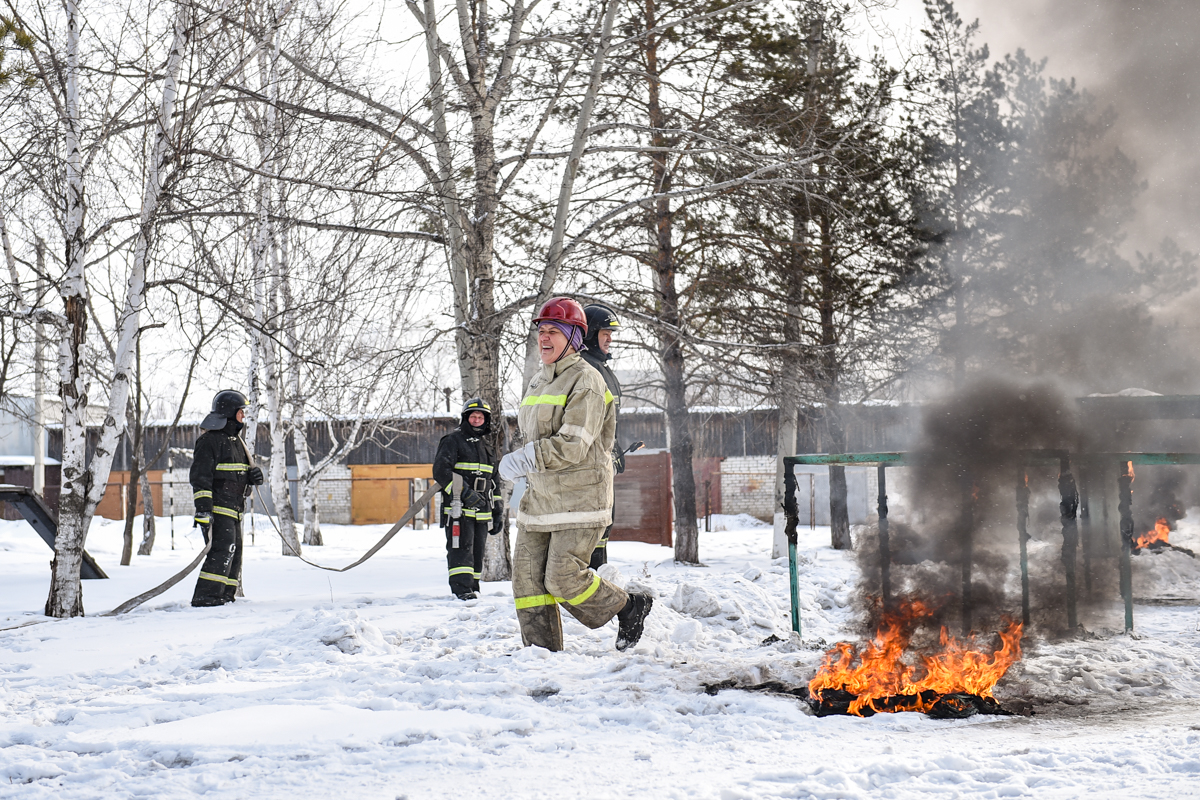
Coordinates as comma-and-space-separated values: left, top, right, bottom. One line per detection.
946, 0, 1200, 258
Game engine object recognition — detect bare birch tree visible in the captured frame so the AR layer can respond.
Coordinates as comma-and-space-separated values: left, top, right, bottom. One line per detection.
0, 0, 272, 615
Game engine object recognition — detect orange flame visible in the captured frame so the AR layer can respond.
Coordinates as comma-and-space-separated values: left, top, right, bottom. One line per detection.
1133, 518, 1170, 549
809, 599, 1023, 716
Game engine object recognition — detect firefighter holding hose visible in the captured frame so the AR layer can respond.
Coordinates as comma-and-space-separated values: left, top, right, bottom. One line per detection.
433, 398, 502, 600
190, 389, 264, 607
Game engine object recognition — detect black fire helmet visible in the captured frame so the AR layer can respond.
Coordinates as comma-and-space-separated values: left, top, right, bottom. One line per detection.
461, 397, 492, 434
201, 389, 249, 431
583, 304, 620, 357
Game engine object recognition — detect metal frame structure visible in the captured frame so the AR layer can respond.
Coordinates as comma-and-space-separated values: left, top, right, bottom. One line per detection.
0, 484, 108, 580
781, 452, 1200, 637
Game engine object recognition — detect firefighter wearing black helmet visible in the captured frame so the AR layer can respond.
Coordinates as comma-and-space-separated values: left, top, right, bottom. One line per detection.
581, 304, 623, 569
432, 398, 501, 600
190, 389, 264, 607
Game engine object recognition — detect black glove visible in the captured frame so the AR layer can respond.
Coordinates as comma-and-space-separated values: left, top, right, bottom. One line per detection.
614, 449, 626, 475
489, 502, 505, 535
194, 513, 212, 537
247, 466, 264, 486
461, 487, 486, 509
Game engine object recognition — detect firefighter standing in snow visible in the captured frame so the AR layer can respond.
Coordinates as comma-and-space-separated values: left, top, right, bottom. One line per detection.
580, 304, 624, 570
499, 297, 653, 652
433, 398, 502, 600
190, 389, 264, 607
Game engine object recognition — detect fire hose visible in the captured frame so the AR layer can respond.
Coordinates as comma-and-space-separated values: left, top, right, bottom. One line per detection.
0, 542, 216, 630
251, 482, 443, 572
100, 481, 443, 620
104, 440, 631, 616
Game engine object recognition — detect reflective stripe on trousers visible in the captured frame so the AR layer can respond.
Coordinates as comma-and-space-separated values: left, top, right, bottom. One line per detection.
446, 517, 488, 596
512, 525, 628, 651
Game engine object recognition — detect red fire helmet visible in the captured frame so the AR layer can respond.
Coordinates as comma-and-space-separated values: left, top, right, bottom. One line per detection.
533, 297, 587, 329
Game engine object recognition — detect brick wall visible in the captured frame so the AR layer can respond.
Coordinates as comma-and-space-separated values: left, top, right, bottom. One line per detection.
313, 464, 351, 524
158, 463, 353, 525
719, 455, 776, 521
160, 470, 194, 518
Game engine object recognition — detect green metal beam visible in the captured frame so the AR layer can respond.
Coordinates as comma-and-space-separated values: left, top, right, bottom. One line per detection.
1114, 453, 1200, 465
784, 453, 908, 466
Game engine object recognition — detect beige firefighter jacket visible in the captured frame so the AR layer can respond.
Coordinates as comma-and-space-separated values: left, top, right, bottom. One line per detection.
516, 352, 617, 532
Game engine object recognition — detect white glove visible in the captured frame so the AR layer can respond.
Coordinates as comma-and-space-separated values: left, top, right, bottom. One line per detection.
499, 441, 537, 482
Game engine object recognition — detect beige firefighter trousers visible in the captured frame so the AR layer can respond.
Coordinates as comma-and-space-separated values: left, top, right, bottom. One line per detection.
513, 524, 629, 651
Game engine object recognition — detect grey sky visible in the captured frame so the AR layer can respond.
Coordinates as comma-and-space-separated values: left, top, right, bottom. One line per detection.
896, 0, 1200, 257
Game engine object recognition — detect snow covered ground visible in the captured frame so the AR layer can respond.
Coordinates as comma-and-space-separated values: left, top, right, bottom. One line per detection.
1, 511, 1199, 799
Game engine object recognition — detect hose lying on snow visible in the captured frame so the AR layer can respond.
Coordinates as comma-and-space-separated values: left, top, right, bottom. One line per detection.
0, 482, 448, 629
101, 538, 213, 616
253, 482, 443, 572
106, 481, 444, 614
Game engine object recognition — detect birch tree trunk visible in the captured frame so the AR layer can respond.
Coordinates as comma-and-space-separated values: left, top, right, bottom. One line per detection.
46, 0, 92, 618
47, 0, 193, 616
280, 230, 321, 546
519, 0, 619, 387
408, 0, 539, 579
263, 238, 298, 555
249, 10, 300, 557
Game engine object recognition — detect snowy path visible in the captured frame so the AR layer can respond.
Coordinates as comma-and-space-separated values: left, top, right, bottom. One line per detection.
1, 515, 1198, 799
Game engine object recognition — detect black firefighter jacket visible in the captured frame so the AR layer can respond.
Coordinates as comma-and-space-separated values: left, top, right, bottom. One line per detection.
581, 349, 624, 473
433, 428, 500, 528
190, 419, 252, 521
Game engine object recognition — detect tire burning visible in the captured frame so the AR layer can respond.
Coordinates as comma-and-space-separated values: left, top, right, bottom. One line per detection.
1133, 518, 1170, 550
808, 598, 1023, 717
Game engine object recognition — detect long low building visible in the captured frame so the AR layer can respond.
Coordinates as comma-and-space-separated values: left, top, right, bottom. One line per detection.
25, 405, 920, 535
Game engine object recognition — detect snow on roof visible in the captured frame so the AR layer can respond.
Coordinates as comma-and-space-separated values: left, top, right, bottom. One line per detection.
0, 455, 61, 466
1086, 388, 1164, 397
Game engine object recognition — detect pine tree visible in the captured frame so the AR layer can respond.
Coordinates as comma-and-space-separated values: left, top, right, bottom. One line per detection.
718, 5, 920, 549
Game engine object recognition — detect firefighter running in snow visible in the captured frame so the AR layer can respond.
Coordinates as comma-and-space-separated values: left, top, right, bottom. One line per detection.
190, 389, 264, 607
433, 398, 502, 600
499, 297, 653, 651
580, 303, 624, 570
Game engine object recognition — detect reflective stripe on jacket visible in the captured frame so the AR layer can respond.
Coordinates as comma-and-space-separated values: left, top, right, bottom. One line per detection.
517, 353, 616, 531
190, 421, 251, 516
432, 427, 498, 524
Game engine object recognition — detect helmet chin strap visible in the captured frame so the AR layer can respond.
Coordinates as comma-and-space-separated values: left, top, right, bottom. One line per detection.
552, 343, 575, 363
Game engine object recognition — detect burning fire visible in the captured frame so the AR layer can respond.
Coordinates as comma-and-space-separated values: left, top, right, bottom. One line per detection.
809, 599, 1023, 716
1134, 518, 1170, 549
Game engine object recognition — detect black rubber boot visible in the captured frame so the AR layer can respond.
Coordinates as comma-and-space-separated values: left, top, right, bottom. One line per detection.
615, 593, 653, 651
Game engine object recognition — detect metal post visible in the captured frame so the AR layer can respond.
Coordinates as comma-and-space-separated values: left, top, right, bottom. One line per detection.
1079, 463, 1093, 598
809, 473, 815, 530
168, 450, 175, 551
1016, 469, 1031, 627
877, 465, 890, 611
959, 469, 974, 635
1118, 460, 1134, 632
783, 460, 802, 636
1059, 455, 1079, 630
704, 479, 711, 533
